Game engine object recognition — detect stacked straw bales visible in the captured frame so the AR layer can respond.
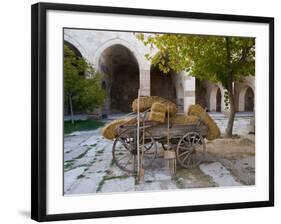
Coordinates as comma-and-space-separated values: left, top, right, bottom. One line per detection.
187, 104, 220, 140
101, 97, 220, 141
148, 102, 167, 123
131, 96, 177, 116
101, 117, 137, 140
170, 114, 199, 125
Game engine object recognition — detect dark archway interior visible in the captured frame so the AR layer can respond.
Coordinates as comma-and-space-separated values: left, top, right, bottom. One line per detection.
216, 88, 222, 112
245, 87, 254, 112
195, 79, 208, 110
150, 66, 176, 102
99, 44, 139, 113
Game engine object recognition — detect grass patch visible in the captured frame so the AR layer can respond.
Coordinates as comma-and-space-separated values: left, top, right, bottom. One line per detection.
64, 120, 104, 134
73, 147, 92, 160
64, 161, 74, 170
96, 178, 106, 192
174, 176, 184, 189
110, 159, 115, 167
77, 174, 85, 179
96, 174, 129, 192
104, 175, 129, 181
96, 149, 104, 154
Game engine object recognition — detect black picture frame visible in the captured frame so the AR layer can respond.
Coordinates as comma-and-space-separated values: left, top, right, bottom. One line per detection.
31, 2, 274, 222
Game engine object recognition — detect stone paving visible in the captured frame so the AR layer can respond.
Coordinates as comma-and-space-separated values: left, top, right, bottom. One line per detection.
64, 114, 255, 195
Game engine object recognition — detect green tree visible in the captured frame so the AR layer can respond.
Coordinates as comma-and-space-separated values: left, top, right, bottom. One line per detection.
137, 34, 255, 136
64, 45, 105, 124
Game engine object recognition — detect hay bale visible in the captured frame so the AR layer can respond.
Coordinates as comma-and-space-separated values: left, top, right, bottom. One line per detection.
170, 114, 199, 125
131, 96, 161, 112
151, 102, 166, 113
101, 118, 136, 140
187, 104, 220, 140
148, 111, 166, 123
132, 96, 177, 116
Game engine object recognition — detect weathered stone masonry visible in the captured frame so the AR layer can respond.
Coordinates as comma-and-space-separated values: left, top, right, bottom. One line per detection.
64, 29, 255, 115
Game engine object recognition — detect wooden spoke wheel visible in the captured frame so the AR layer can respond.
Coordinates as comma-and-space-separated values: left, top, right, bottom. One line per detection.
161, 142, 168, 151
176, 132, 206, 168
112, 128, 157, 174
139, 130, 157, 168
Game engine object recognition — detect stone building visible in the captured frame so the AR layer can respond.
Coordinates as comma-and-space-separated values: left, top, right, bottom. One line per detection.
64, 29, 255, 115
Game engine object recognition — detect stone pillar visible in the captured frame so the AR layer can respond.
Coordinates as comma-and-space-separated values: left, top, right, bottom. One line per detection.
183, 74, 195, 113
139, 69, 150, 96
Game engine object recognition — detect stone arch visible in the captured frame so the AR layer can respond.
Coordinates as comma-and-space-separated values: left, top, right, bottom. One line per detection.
98, 44, 140, 114
64, 41, 82, 57
63, 33, 91, 62
93, 38, 146, 71
94, 38, 151, 97
209, 85, 223, 112
238, 85, 255, 112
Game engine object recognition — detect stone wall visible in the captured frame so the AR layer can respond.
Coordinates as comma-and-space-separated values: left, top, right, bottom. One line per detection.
64, 29, 255, 115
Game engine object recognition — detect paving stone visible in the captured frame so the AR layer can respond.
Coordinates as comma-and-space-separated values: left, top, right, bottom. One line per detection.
64, 167, 86, 193
199, 162, 242, 187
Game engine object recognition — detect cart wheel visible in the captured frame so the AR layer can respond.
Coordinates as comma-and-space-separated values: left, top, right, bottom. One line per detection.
176, 132, 206, 168
139, 130, 157, 169
161, 142, 168, 151
112, 128, 157, 174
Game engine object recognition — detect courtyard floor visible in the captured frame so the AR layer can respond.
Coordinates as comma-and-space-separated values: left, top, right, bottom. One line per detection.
64, 114, 255, 195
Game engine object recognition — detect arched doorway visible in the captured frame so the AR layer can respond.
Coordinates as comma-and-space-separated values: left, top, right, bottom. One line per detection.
209, 85, 222, 112
150, 65, 176, 102
245, 87, 254, 112
99, 44, 139, 113
238, 85, 255, 112
216, 88, 222, 112
195, 79, 208, 110
63, 41, 84, 115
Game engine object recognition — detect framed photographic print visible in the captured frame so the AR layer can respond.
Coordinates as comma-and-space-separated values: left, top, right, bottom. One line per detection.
31, 2, 274, 222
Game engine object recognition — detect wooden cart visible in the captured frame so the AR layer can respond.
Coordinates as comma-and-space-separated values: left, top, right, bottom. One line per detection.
112, 112, 208, 174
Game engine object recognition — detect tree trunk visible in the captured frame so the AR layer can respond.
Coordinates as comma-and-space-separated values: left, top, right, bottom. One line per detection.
69, 95, 74, 124
225, 36, 235, 137
225, 89, 235, 136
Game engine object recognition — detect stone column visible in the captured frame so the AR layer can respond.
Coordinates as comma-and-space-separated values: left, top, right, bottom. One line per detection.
183, 73, 195, 113
139, 69, 150, 96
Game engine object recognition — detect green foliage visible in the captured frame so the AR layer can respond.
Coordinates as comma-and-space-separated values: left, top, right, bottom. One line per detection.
64, 45, 105, 114
136, 33, 255, 88
136, 33, 255, 136
64, 120, 104, 134
224, 90, 229, 110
